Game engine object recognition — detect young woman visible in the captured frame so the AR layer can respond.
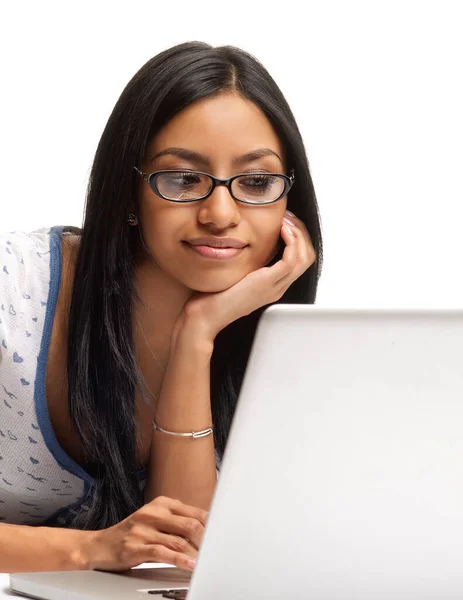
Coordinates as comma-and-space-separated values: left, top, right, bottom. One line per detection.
0, 41, 322, 573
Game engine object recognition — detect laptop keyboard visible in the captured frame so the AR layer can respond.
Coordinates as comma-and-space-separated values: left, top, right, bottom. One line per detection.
148, 589, 188, 599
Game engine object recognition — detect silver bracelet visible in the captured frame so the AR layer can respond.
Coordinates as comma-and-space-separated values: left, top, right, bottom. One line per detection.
153, 420, 214, 439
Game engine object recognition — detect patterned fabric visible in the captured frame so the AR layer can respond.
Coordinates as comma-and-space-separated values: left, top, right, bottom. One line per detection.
0, 227, 94, 526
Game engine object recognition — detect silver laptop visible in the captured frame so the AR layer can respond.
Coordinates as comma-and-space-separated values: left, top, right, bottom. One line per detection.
11, 306, 463, 599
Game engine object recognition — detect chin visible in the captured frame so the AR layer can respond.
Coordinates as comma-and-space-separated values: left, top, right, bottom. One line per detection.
183, 271, 248, 294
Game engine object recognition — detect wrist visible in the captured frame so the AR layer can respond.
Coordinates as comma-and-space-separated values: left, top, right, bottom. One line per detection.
68, 529, 97, 570
171, 315, 215, 357
39, 526, 95, 570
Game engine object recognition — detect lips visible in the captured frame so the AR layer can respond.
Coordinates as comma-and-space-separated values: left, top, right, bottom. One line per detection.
187, 237, 247, 249
184, 238, 248, 260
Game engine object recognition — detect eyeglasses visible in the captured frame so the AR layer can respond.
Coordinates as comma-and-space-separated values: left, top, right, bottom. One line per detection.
133, 167, 295, 205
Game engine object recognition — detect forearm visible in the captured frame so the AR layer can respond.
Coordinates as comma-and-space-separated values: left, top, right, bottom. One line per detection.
145, 324, 217, 511
0, 522, 93, 572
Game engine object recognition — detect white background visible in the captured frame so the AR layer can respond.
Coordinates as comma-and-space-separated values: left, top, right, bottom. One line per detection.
1, 1, 462, 307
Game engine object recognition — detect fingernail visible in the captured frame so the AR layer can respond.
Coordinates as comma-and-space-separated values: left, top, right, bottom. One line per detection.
286, 210, 295, 217
283, 217, 295, 227
187, 559, 197, 570
283, 223, 294, 236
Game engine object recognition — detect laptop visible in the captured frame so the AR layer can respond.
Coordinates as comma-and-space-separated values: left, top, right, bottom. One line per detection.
10, 306, 463, 599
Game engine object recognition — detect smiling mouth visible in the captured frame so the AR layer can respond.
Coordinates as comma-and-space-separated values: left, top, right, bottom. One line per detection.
184, 242, 247, 259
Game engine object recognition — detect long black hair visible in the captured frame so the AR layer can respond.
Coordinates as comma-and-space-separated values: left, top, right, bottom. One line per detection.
66, 41, 323, 529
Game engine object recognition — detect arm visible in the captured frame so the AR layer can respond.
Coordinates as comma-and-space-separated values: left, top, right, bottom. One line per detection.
0, 523, 91, 572
1, 497, 207, 573
144, 214, 315, 512
144, 320, 217, 511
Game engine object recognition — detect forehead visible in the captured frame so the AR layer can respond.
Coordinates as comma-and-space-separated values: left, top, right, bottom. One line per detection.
146, 92, 284, 164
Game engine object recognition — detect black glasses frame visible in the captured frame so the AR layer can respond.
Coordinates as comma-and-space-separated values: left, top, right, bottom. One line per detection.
133, 167, 295, 205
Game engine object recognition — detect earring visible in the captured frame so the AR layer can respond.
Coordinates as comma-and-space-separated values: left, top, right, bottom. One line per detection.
127, 212, 138, 226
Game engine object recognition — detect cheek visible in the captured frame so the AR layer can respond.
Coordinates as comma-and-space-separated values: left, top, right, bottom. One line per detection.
251, 221, 284, 264
138, 201, 176, 261
142, 221, 178, 264
247, 201, 286, 250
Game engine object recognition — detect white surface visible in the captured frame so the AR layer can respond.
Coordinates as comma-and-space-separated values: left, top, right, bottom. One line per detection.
187, 306, 463, 599
1, 2, 463, 308
0, 564, 171, 598
0, 574, 10, 599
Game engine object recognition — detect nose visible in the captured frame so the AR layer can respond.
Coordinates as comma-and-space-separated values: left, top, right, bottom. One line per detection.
197, 184, 241, 229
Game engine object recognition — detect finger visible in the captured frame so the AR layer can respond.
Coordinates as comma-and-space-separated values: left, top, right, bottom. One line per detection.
122, 520, 199, 558
169, 501, 208, 528
290, 221, 313, 273
270, 224, 315, 289
280, 218, 316, 274
138, 544, 197, 572
284, 211, 316, 251
150, 497, 208, 528
154, 532, 198, 558
160, 515, 204, 551
284, 210, 305, 229
279, 229, 315, 285
266, 223, 299, 282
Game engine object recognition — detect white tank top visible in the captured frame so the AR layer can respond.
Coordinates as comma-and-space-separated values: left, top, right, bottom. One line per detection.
0, 227, 146, 527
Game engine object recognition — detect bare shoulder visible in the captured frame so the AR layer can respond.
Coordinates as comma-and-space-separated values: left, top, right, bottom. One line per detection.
45, 230, 81, 401
57, 231, 82, 325
61, 230, 81, 261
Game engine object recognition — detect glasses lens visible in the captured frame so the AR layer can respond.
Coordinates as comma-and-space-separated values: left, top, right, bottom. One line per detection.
154, 171, 212, 201
231, 174, 285, 204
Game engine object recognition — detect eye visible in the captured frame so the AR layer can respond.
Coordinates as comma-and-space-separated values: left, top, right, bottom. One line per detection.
155, 171, 212, 201
238, 175, 278, 192
232, 174, 285, 203
169, 172, 202, 187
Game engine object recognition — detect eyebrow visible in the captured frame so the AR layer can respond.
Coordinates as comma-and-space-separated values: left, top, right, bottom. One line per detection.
150, 147, 283, 168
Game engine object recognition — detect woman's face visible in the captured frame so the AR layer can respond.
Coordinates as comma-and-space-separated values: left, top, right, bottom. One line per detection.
137, 92, 288, 293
